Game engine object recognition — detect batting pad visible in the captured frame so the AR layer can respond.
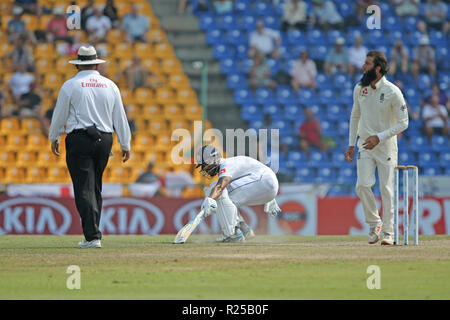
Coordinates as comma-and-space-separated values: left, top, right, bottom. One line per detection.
216, 188, 239, 237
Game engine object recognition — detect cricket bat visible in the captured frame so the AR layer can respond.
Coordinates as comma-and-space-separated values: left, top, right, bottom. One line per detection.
173, 210, 205, 244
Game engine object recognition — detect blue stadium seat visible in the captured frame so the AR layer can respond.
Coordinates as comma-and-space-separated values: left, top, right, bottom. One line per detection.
398, 151, 416, 165
367, 29, 386, 46
417, 74, 434, 92
263, 16, 279, 30
316, 167, 338, 184
337, 1, 353, 18
430, 30, 447, 47
272, 120, 292, 135
283, 59, 295, 74
234, 88, 254, 105
263, 103, 280, 117
332, 151, 351, 168
226, 73, 247, 90
240, 15, 256, 31
249, 119, 264, 130
320, 119, 337, 136
284, 104, 304, 121
310, 45, 328, 61
337, 167, 356, 185
255, 87, 275, 105
220, 58, 239, 74
333, 73, 352, 90
384, 16, 402, 32
404, 86, 422, 105
409, 135, 429, 153
294, 167, 315, 183
226, 29, 247, 46
288, 150, 308, 164
205, 29, 223, 45
241, 104, 262, 122
338, 88, 353, 105
388, 30, 404, 46
337, 121, 349, 137
327, 104, 347, 121
337, 166, 356, 186
234, 0, 251, 16
235, 44, 249, 59
328, 30, 345, 46
307, 29, 327, 46
298, 88, 317, 105
287, 29, 305, 46
315, 73, 332, 90
219, 15, 236, 30
213, 44, 234, 59
240, 58, 254, 74
408, 31, 426, 47
403, 16, 419, 32
431, 136, 449, 152
290, 45, 309, 60
318, 88, 335, 105
439, 151, 450, 166
199, 14, 217, 31
309, 151, 330, 168
280, 135, 297, 148
422, 165, 442, 176
276, 86, 297, 105
418, 152, 439, 166
253, 1, 273, 16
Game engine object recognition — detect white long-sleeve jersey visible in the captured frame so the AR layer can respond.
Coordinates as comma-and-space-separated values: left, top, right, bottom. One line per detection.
348, 76, 409, 161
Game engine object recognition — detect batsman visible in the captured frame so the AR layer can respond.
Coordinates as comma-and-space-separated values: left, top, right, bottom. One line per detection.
196, 145, 282, 242
345, 51, 409, 245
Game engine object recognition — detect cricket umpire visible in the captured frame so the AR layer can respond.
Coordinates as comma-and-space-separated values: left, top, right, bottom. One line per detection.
49, 45, 131, 248
344, 51, 409, 246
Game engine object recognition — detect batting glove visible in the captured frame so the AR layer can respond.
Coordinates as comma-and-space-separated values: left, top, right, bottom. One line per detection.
201, 197, 217, 217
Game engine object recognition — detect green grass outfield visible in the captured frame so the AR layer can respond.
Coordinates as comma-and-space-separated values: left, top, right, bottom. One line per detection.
0, 235, 449, 300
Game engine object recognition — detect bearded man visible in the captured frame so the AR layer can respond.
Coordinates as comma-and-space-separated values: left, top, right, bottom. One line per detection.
344, 51, 409, 245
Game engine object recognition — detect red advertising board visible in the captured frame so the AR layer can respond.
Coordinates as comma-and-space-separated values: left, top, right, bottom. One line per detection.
0, 195, 449, 235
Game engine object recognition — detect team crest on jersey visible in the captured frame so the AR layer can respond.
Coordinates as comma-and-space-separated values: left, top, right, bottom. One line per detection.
379, 93, 384, 102
362, 88, 368, 96
219, 168, 226, 175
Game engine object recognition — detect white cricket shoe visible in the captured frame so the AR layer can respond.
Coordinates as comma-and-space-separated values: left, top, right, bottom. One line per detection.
77, 239, 102, 248
264, 199, 282, 217
239, 221, 255, 239
368, 224, 382, 244
381, 234, 394, 246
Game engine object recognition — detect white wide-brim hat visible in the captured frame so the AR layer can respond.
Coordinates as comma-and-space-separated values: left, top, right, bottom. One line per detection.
69, 45, 106, 65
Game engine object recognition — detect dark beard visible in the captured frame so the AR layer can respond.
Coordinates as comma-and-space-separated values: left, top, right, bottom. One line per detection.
359, 67, 377, 87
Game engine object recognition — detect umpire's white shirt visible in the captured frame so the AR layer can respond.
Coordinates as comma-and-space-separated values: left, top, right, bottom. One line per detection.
49, 70, 131, 151
349, 76, 409, 163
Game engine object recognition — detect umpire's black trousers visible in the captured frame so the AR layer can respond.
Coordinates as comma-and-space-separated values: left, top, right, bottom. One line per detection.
65, 129, 113, 241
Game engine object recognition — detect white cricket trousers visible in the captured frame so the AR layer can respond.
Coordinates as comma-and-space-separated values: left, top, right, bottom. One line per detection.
205, 169, 279, 237
356, 149, 396, 235
228, 169, 279, 207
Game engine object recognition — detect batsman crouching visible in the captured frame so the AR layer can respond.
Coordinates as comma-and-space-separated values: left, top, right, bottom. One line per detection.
196, 145, 281, 242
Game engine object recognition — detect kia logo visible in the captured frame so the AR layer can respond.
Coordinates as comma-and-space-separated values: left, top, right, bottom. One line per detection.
100, 198, 164, 234
0, 197, 72, 235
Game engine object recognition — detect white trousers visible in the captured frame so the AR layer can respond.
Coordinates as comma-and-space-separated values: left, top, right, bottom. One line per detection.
205, 170, 279, 236
356, 148, 396, 235
228, 170, 279, 207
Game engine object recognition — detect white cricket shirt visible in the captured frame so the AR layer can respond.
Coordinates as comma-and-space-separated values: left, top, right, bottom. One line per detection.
349, 76, 409, 155
218, 156, 271, 180
48, 70, 131, 151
